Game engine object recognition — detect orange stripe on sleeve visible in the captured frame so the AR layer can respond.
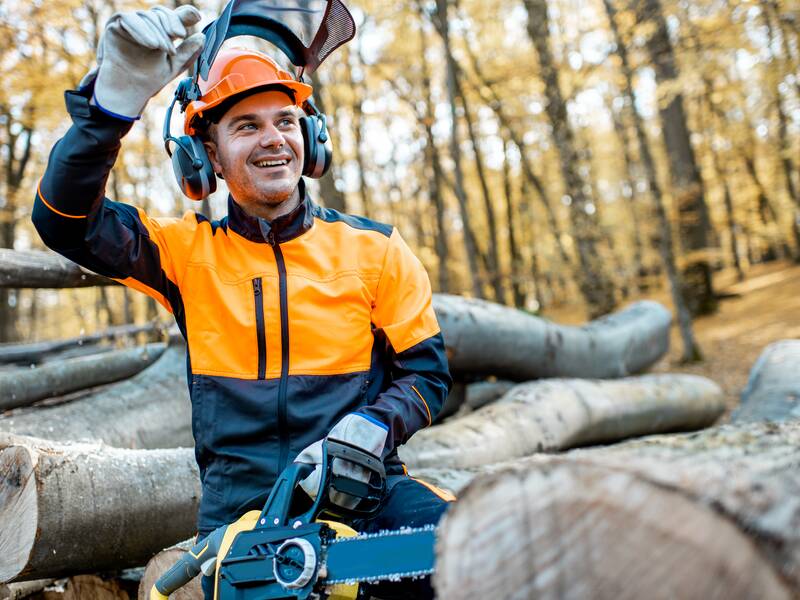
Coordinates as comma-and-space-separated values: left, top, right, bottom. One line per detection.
37, 180, 87, 219
411, 385, 432, 426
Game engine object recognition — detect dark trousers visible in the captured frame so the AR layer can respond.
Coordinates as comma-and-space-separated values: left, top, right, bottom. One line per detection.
201, 475, 452, 600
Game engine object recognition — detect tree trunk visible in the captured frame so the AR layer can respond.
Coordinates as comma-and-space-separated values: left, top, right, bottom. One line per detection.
0, 344, 165, 410
0, 345, 191, 449
732, 340, 800, 423
636, 0, 716, 315
456, 79, 505, 303
607, 97, 646, 290
522, 0, 618, 318
137, 540, 201, 600
434, 420, 800, 599
0, 435, 199, 583
461, 43, 574, 272
431, 0, 485, 299
695, 82, 744, 280
0, 322, 164, 365
435, 294, 671, 380
307, 70, 347, 213
760, 0, 800, 258
415, 7, 450, 293
603, 0, 703, 362
400, 374, 723, 469
0, 249, 114, 289
502, 139, 526, 308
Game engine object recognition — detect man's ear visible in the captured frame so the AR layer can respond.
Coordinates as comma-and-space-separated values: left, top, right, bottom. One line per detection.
203, 140, 223, 178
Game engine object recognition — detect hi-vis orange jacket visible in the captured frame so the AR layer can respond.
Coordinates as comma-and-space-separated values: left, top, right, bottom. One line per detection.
32, 86, 452, 533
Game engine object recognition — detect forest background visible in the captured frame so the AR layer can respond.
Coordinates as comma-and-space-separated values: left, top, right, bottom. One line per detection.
0, 0, 798, 365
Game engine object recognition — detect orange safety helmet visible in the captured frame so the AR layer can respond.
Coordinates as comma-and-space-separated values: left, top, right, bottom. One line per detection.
183, 48, 313, 135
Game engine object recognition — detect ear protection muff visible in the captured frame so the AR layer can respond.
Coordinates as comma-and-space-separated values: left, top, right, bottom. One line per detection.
300, 99, 332, 179
163, 78, 217, 200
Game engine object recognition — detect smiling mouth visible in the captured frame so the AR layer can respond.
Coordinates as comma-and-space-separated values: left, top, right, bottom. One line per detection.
254, 159, 290, 168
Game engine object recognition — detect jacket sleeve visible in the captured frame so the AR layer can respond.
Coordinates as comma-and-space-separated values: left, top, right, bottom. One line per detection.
31, 81, 188, 318
360, 228, 452, 457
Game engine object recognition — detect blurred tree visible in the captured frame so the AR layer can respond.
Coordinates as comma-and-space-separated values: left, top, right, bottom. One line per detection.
522, 0, 617, 318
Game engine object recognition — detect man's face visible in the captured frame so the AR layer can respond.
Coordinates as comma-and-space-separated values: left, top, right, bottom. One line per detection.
204, 90, 304, 220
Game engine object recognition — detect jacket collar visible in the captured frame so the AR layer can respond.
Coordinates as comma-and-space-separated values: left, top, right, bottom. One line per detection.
227, 180, 317, 244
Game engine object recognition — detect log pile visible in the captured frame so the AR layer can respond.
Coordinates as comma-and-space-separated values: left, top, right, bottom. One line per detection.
434, 420, 800, 599
1, 248, 796, 599
0, 435, 199, 583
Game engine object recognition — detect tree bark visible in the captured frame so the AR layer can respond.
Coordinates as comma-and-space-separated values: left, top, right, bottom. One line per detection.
137, 540, 201, 600
400, 374, 723, 469
0, 345, 191, 449
603, 0, 703, 362
434, 420, 800, 599
430, 0, 486, 299
502, 139, 526, 308
435, 294, 671, 380
0, 435, 199, 583
456, 78, 505, 303
636, 0, 717, 315
0, 322, 164, 365
415, 6, 451, 294
465, 380, 515, 411
732, 340, 800, 423
0, 250, 114, 289
522, 0, 618, 318
0, 344, 165, 411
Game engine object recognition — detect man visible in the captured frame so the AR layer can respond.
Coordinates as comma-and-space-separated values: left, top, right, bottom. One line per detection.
32, 5, 452, 599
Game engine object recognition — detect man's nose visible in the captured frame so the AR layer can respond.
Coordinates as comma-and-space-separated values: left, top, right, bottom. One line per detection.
258, 123, 284, 148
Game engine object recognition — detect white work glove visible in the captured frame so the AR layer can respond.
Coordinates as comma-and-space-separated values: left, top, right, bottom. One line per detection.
90, 5, 205, 119
296, 414, 388, 509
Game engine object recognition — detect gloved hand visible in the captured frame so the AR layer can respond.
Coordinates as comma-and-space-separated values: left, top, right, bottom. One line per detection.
296, 413, 388, 509
89, 5, 205, 120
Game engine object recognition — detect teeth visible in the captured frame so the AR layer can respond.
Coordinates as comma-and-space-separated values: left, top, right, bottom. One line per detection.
255, 159, 288, 167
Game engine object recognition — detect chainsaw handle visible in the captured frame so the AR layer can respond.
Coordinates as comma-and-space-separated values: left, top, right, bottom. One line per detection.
151, 526, 226, 598
258, 459, 320, 528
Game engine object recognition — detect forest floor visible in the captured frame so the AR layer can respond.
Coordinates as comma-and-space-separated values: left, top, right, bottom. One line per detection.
543, 259, 800, 420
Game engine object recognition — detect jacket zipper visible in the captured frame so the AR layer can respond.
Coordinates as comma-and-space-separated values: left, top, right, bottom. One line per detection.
252, 277, 266, 380
267, 231, 291, 471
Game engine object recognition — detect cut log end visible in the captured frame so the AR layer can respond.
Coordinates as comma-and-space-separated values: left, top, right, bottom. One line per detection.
0, 446, 37, 583
434, 462, 791, 600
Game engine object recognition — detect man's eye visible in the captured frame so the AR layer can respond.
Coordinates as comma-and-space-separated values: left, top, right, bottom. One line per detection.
238, 123, 256, 130
278, 118, 294, 128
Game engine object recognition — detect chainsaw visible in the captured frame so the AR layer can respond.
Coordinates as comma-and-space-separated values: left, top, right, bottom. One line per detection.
149, 439, 437, 599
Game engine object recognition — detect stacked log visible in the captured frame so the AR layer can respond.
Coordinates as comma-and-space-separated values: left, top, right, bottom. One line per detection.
732, 339, 800, 423
137, 540, 201, 600
434, 420, 800, 599
400, 374, 725, 469
0, 322, 164, 365
434, 295, 671, 380
0, 249, 114, 289
0, 435, 199, 583
0, 344, 165, 410
0, 345, 191, 448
